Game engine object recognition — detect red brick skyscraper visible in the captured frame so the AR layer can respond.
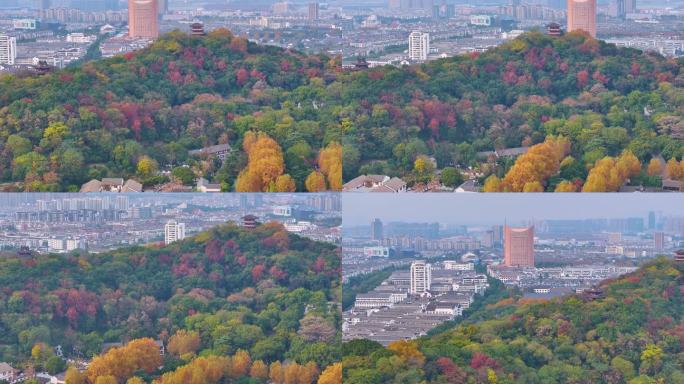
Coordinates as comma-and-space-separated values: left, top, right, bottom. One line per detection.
129, 0, 159, 39
567, 0, 596, 38
504, 226, 535, 267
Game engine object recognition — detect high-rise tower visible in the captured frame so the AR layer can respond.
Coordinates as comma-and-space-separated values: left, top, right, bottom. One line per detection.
504, 226, 535, 267
129, 0, 159, 39
567, 0, 596, 37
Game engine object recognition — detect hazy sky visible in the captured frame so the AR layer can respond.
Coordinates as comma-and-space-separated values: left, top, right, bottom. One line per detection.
343, 194, 684, 226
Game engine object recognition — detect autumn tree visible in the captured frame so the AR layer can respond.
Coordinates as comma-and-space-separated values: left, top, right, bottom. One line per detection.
167, 330, 201, 358
318, 142, 342, 191
250, 360, 269, 379
235, 132, 294, 192
436, 357, 467, 384
155, 356, 230, 384
647, 158, 663, 177
640, 344, 664, 375
666, 158, 683, 180
87, 338, 162, 383
317, 363, 341, 384
522, 181, 544, 192
497, 136, 571, 192
387, 340, 425, 367
228, 349, 252, 378
270, 361, 285, 384
275, 174, 296, 192
136, 156, 158, 179
555, 180, 576, 192
583, 151, 641, 192
95, 376, 118, 384
483, 175, 502, 192
413, 155, 436, 183
65, 366, 86, 384
305, 171, 327, 192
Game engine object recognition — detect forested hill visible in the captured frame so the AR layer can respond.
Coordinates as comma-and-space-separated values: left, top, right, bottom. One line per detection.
343, 257, 684, 383
0, 221, 341, 383
0, 29, 341, 192
2, 29, 683, 191
342, 32, 684, 191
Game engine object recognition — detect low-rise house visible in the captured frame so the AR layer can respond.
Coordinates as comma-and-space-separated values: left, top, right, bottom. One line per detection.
80, 178, 142, 193
476, 146, 529, 160
0, 362, 17, 382
370, 177, 407, 193
663, 179, 683, 191
455, 179, 480, 193
344, 175, 407, 192
197, 177, 221, 192
188, 143, 231, 162
343, 175, 389, 191
122, 179, 143, 192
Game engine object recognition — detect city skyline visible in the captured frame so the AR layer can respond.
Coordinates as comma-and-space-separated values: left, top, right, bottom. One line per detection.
343, 194, 684, 226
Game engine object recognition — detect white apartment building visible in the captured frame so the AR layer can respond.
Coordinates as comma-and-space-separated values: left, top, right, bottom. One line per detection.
164, 220, 186, 245
0, 34, 17, 65
408, 31, 430, 61
410, 261, 432, 294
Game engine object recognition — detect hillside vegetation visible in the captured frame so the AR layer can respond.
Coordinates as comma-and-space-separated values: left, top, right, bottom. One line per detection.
0, 29, 341, 191
343, 257, 684, 383
2, 30, 683, 191
0, 222, 341, 383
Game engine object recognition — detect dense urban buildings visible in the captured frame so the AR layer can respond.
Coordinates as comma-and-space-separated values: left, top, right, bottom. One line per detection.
567, 0, 597, 37
128, 0, 159, 38
503, 225, 535, 267
0, 193, 341, 253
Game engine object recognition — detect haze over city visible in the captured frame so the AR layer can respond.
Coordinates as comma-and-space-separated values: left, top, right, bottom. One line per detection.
343, 194, 684, 226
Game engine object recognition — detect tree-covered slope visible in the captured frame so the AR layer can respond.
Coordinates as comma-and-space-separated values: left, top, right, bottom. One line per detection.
339, 31, 684, 191
0, 222, 341, 383
2, 29, 683, 191
343, 257, 684, 384
0, 29, 341, 191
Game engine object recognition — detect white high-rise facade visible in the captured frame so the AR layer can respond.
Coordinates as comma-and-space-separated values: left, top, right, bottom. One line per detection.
0, 35, 17, 65
410, 261, 431, 294
408, 31, 430, 61
165, 220, 186, 245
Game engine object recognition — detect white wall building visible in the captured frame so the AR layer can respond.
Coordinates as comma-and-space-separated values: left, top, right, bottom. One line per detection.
0, 34, 17, 65
410, 261, 432, 294
164, 220, 186, 245
470, 15, 493, 26
363, 246, 390, 257
13, 19, 37, 30
273, 205, 292, 217
66, 33, 96, 43
408, 31, 430, 61
444, 261, 474, 271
